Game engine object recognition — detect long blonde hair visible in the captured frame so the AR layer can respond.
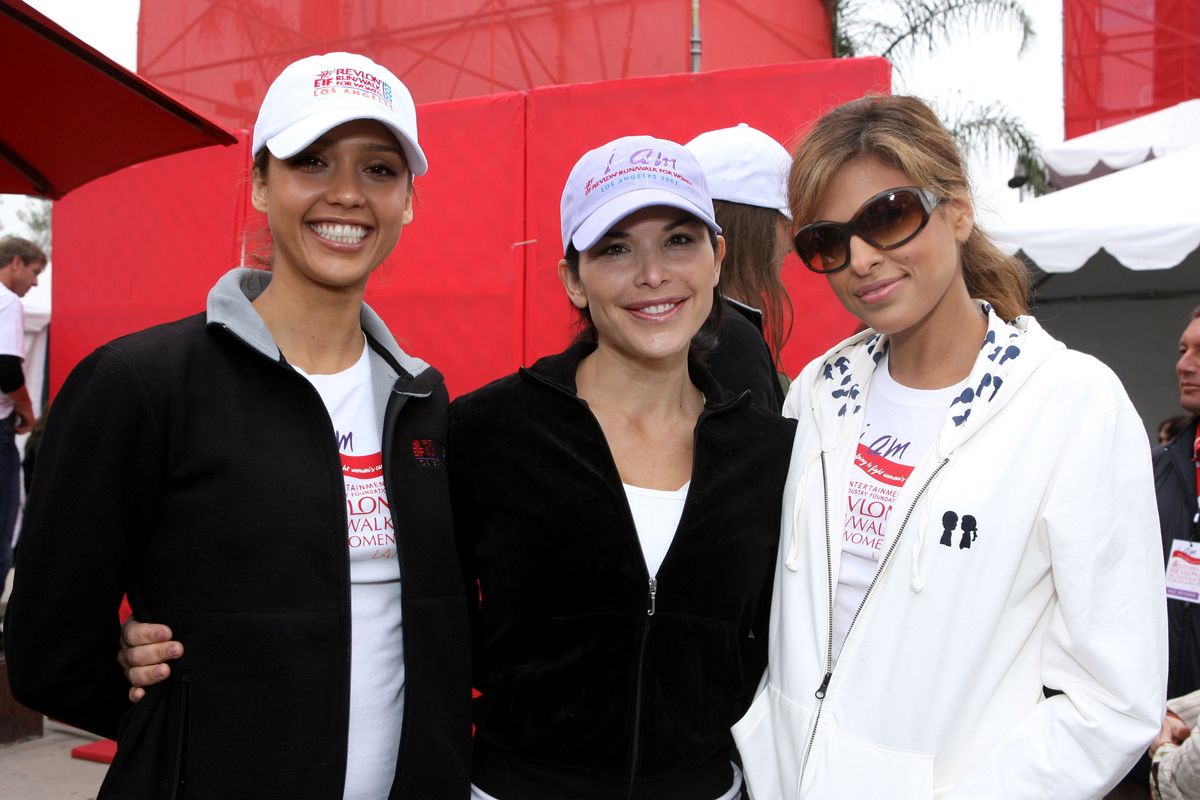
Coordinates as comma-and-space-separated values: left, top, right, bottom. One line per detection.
789, 95, 1029, 321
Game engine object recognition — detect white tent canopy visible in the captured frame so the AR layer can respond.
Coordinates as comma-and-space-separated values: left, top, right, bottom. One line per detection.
1043, 99, 1200, 180
990, 143, 1200, 273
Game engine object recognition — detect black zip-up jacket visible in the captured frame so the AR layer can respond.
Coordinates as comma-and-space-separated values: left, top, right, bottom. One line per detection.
707, 297, 784, 413
449, 342, 796, 800
1156, 417, 1200, 699
4, 269, 471, 799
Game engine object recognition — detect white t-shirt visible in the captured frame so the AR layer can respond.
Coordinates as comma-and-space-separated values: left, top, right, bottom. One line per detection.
0, 283, 25, 419
296, 343, 404, 800
623, 481, 689, 577
833, 356, 965, 660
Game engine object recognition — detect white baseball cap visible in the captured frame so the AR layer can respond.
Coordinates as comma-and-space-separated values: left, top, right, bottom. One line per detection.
252, 52, 428, 176
685, 123, 791, 218
560, 135, 720, 253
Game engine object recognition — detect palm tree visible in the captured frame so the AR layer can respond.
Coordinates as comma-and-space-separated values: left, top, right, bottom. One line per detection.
826, 0, 1048, 194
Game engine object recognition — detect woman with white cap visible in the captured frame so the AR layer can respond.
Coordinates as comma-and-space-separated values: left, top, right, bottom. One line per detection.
686, 123, 795, 411
449, 135, 795, 799
4, 53, 471, 799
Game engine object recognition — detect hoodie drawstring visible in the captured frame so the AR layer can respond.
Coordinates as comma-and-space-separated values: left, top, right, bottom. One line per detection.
908, 455, 952, 593
784, 455, 818, 572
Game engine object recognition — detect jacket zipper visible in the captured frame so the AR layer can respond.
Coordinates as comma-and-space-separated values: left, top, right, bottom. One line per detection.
214, 325, 417, 792
170, 674, 191, 800
799, 453, 834, 781
275, 348, 357, 792
625, 577, 657, 800
523, 365, 726, 798
798, 454, 951, 786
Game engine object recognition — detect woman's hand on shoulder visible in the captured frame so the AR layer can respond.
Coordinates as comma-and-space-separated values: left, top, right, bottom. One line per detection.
118, 618, 183, 703
1151, 709, 1191, 756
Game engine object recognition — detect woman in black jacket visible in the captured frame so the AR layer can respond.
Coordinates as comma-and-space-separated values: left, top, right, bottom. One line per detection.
3, 52, 471, 800
453, 135, 795, 799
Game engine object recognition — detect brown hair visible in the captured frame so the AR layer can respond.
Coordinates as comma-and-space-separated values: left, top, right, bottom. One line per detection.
711, 200, 793, 363
0, 236, 47, 268
789, 94, 1029, 320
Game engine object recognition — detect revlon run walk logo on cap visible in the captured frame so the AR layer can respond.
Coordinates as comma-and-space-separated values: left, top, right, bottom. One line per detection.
252, 52, 428, 176
560, 135, 721, 253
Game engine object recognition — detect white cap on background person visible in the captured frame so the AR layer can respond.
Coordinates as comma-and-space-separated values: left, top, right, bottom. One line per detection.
685, 123, 790, 218
252, 51, 428, 176
560, 135, 721, 252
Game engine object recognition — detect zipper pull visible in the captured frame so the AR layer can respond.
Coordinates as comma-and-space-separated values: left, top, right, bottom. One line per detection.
647, 577, 657, 616
815, 671, 832, 699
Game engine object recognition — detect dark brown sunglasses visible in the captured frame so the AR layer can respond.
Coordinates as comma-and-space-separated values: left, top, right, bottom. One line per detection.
793, 186, 942, 274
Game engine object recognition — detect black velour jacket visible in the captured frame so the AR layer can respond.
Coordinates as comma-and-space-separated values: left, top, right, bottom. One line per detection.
449, 342, 797, 800
4, 270, 471, 800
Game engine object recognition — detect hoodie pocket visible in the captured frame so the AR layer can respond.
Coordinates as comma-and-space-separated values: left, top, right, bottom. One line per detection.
731, 684, 812, 800
802, 716, 933, 799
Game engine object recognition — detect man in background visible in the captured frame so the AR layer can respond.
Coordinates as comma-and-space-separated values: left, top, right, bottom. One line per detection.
1161, 306, 1200, 699
0, 236, 43, 650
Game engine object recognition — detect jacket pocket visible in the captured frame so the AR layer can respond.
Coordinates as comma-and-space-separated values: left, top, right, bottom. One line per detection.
731, 684, 812, 800
98, 675, 191, 799
802, 716, 933, 799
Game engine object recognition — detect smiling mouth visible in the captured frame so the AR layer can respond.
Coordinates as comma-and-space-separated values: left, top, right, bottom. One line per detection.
855, 277, 903, 303
626, 298, 686, 321
309, 222, 369, 244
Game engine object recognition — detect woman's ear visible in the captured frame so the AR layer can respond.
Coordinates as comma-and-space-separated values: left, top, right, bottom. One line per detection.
401, 182, 414, 226
713, 234, 726, 287
557, 260, 588, 310
400, 174, 414, 225
947, 193, 974, 244
251, 168, 269, 214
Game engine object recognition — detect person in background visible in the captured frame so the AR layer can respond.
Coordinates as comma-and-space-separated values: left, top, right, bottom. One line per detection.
452, 135, 795, 799
4, 53, 470, 799
733, 94, 1166, 799
0, 236, 43, 652
1138, 306, 1200, 800
1162, 413, 1192, 446
686, 123, 794, 411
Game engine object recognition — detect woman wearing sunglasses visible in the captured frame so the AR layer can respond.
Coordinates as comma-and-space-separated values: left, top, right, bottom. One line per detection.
731, 94, 1167, 799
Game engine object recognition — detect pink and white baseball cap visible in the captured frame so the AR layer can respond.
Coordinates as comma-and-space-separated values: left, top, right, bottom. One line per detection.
252, 52, 427, 176
560, 135, 720, 253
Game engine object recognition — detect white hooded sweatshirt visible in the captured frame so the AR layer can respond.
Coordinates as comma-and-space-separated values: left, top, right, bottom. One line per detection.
733, 304, 1167, 799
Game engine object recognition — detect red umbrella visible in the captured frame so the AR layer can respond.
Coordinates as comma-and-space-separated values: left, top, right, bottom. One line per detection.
0, 0, 237, 200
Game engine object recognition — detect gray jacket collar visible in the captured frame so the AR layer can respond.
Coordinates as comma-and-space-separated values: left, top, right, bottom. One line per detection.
206, 268, 430, 376
206, 268, 437, 414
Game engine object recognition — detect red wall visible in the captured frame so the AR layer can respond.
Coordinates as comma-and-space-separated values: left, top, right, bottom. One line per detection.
51, 59, 888, 399
137, 0, 832, 132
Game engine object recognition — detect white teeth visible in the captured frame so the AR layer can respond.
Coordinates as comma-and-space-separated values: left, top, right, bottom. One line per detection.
310, 222, 368, 243
640, 302, 677, 315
